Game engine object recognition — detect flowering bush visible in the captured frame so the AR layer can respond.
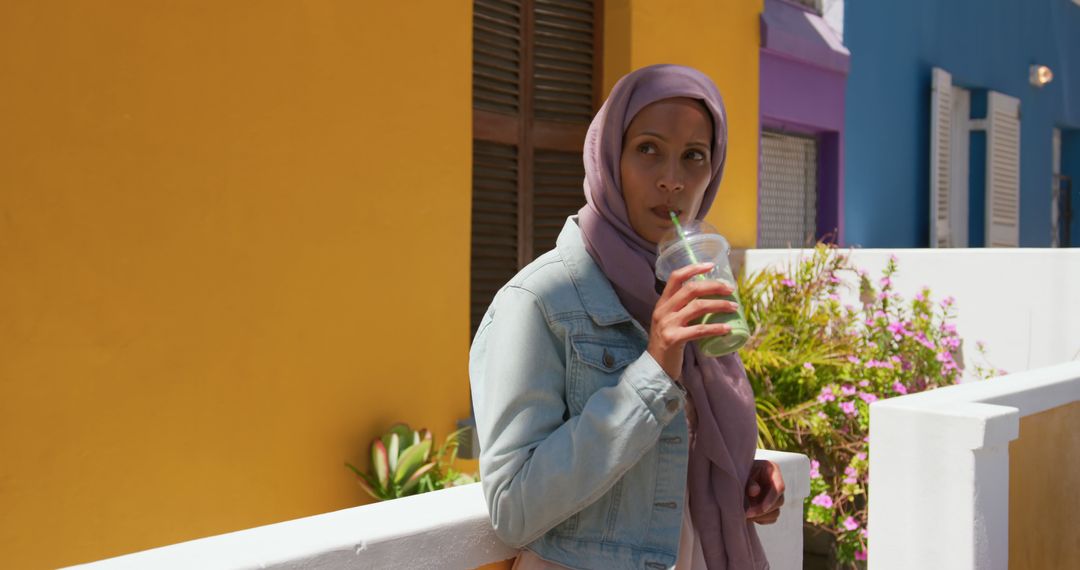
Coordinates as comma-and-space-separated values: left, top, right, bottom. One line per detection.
737, 246, 999, 567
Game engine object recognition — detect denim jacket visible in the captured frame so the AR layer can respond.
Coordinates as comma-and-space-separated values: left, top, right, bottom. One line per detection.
469, 217, 692, 570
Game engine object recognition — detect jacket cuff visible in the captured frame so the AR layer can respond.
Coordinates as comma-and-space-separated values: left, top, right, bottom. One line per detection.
622, 351, 685, 425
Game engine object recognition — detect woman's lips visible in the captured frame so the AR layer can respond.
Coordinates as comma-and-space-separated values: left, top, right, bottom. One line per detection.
651, 206, 681, 220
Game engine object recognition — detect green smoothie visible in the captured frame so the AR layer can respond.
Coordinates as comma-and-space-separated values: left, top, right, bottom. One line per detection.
657, 214, 750, 357
692, 288, 750, 357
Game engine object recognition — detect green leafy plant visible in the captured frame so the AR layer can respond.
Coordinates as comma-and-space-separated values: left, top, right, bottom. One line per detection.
346, 423, 477, 501
737, 245, 1000, 567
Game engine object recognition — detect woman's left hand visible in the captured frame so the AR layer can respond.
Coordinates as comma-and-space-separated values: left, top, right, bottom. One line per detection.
744, 459, 785, 524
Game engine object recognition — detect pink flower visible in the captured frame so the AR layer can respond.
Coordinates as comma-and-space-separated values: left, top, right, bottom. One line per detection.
856, 549, 868, 561
810, 460, 821, 478
840, 401, 857, 416
889, 254, 899, 263
880, 276, 892, 288
860, 528, 868, 539
873, 310, 887, 320
817, 387, 836, 403
781, 278, 796, 288
828, 293, 841, 301
858, 379, 870, 388
843, 516, 860, 531
859, 392, 878, 404
844, 466, 857, 476
847, 355, 860, 364
856, 452, 867, 461
886, 321, 908, 337
841, 384, 856, 396
892, 381, 908, 395
936, 352, 951, 363
817, 411, 828, 420
941, 322, 957, 334
941, 296, 956, 307
890, 355, 902, 363
811, 493, 833, 508
878, 291, 889, 300
803, 362, 815, 371
915, 291, 927, 302
829, 275, 841, 284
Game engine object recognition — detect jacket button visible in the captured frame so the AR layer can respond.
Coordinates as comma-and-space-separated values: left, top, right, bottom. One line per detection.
602, 350, 614, 368
665, 398, 679, 413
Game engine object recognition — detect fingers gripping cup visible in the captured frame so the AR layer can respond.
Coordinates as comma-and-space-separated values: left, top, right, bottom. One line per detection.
655, 217, 750, 357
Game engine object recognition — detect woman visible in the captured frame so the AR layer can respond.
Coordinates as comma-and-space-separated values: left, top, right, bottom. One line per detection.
469, 64, 785, 570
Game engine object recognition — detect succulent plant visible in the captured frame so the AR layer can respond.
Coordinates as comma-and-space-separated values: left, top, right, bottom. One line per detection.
346, 423, 475, 501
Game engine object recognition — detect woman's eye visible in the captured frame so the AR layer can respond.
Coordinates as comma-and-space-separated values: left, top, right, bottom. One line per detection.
637, 143, 657, 155
685, 150, 706, 161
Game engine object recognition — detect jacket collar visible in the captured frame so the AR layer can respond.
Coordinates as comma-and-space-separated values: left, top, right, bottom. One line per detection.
556, 217, 636, 327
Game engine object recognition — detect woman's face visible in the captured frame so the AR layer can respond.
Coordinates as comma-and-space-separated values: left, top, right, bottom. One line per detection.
620, 97, 714, 245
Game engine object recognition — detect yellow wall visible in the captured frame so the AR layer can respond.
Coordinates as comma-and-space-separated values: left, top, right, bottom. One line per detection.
604, 0, 763, 248
1009, 400, 1080, 570
0, 1, 472, 567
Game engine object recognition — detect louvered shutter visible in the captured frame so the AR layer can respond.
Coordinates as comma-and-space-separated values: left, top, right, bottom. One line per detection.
532, 149, 586, 254
471, 141, 520, 333
985, 91, 1021, 247
471, 0, 599, 337
929, 67, 953, 247
533, 0, 596, 124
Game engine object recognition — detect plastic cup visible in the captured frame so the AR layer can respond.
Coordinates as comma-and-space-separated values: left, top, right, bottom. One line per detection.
655, 220, 750, 357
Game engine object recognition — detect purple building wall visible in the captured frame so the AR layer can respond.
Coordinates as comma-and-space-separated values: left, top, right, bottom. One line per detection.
759, 0, 849, 244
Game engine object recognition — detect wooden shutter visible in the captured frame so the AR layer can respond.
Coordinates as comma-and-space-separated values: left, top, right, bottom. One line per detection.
929, 67, 953, 248
471, 141, 520, 334
985, 91, 1021, 247
471, 0, 600, 337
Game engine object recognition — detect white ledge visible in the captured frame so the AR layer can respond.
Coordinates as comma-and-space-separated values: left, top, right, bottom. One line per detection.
868, 361, 1080, 570
68, 450, 810, 570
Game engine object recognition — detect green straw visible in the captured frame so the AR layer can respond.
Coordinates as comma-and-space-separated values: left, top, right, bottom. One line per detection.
669, 211, 707, 280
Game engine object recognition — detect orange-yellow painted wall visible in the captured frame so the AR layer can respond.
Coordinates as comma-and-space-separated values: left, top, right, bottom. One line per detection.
0, 1, 472, 567
1009, 400, 1080, 570
604, 0, 763, 248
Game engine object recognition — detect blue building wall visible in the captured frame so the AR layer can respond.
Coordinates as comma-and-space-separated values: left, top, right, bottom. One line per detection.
844, 0, 1080, 247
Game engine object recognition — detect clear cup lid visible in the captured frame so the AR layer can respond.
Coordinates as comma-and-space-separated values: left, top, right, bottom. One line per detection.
654, 220, 731, 281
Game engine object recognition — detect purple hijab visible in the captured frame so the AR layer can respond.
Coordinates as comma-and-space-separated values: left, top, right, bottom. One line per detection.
577, 64, 766, 569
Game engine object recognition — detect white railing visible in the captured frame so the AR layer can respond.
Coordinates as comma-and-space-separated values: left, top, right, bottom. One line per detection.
66, 450, 809, 570
868, 361, 1080, 569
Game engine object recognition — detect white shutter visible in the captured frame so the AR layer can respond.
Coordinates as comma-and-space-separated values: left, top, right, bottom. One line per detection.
929, 67, 953, 247
985, 91, 1021, 247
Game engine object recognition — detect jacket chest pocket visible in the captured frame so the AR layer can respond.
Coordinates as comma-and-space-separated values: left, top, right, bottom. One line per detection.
567, 336, 641, 413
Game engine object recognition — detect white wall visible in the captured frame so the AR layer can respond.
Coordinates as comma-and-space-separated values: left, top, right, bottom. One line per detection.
66, 450, 810, 570
867, 360, 1080, 569
742, 249, 1080, 380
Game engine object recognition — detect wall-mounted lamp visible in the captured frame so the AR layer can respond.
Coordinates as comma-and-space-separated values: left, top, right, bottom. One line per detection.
1030, 65, 1054, 88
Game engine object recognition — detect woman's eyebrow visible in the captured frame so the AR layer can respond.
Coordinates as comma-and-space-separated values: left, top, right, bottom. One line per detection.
636, 130, 668, 141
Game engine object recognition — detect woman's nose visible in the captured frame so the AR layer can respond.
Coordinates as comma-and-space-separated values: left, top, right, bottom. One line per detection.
657, 162, 684, 193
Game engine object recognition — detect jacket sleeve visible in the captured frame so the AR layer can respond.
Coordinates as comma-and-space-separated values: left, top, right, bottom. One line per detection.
469, 285, 686, 548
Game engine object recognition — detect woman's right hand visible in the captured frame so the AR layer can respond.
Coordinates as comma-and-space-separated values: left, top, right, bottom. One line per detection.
647, 262, 739, 380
